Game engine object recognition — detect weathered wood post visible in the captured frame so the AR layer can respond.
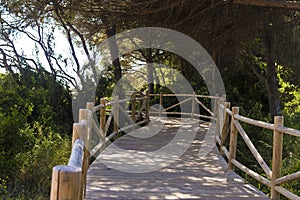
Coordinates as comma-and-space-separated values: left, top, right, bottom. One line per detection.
50, 165, 82, 200
220, 102, 231, 155
146, 91, 150, 122
72, 123, 80, 147
131, 93, 136, 122
50, 138, 84, 200
271, 116, 283, 200
113, 95, 119, 139
159, 92, 163, 117
138, 93, 143, 120
191, 92, 196, 119
86, 102, 94, 113
215, 97, 221, 141
228, 107, 239, 170
79, 109, 90, 199
86, 101, 94, 148
100, 98, 106, 143
51, 109, 90, 200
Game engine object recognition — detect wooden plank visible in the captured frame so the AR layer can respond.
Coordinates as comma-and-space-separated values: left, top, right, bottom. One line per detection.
85, 117, 269, 200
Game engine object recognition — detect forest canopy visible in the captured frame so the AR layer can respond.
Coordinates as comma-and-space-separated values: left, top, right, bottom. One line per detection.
0, 0, 300, 198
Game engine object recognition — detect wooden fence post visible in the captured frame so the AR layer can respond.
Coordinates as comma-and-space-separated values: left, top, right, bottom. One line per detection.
221, 102, 231, 149
191, 92, 195, 119
228, 107, 239, 170
86, 101, 94, 148
215, 97, 221, 141
146, 91, 150, 122
113, 96, 119, 139
72, 124, 80, 147
86, 102, 94, 112
50, 166, 82, 200
131, 93, 136, 122
78, 109, 90, 199
100, 98, 106, 142
159, 92, 163, 117
271, 116, 283, 200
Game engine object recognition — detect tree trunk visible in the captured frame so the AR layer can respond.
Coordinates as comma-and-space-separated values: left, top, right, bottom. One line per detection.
264, 24, 281, 118
146, 48, 154, 94
105, 23, 122, 82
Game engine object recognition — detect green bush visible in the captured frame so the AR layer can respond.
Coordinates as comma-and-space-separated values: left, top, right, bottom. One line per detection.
0, 70, 73, 199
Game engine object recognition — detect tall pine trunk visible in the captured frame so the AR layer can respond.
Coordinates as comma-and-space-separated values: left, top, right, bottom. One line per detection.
146, 48, 154, 94
264, 24, 281, 118
106, 23, 122, 82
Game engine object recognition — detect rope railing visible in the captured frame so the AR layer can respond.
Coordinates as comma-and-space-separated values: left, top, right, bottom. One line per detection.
217, 101, 300, 200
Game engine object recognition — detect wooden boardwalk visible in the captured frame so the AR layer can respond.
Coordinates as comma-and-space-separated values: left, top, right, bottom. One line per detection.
86, 118, 269, 199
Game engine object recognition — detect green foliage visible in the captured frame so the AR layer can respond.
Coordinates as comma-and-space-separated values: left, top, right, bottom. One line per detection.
0, 70, 73, 199
12, 123, 71, 199
224, 59, 300, 197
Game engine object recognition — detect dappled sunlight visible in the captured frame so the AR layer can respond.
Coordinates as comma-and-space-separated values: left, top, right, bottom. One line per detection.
86, 117, 269, 199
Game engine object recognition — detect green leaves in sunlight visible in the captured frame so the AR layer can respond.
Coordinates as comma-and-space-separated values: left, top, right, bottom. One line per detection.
0, 70, 72, 199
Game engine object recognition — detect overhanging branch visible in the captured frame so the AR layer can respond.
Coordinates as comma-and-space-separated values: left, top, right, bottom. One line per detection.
234, 0, 300, 10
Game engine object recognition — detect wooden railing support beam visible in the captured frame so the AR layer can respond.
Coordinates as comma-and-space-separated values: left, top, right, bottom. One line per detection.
220, 102, 231, 155
146, 92, 150, 122
131, 93, 136, 122
271, 116, 284, 200
100, 98, 106, 142
228, 107, 239, 170
159, 92, 163, 117
191, 92, 196, 119
113, 95, 119, 139
221, 102, 231, 144
79, 109, 90, 199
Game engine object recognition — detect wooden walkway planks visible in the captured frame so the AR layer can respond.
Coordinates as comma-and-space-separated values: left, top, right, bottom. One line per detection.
85, 118, 269, 199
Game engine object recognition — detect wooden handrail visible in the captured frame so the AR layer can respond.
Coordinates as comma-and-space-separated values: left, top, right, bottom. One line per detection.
50, 92, 300, 200
234, 114, 274, 130
218, 102, 300, 200
233, 120, 272, 179
51, 93, 151, 199
68, 139, 84, 168
50, 133, 85, 200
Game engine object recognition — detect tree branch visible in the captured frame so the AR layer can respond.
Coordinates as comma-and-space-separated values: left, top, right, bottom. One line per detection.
234, 0, 300, 10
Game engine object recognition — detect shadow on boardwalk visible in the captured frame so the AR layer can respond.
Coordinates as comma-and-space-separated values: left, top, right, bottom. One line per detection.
86, 117, 269, 199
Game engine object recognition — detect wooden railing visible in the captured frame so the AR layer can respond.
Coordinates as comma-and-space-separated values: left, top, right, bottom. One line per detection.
50, 92, 300, 200
50, 92, 150, 200
217, 99, 300, 200
149, 93, 218, 120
